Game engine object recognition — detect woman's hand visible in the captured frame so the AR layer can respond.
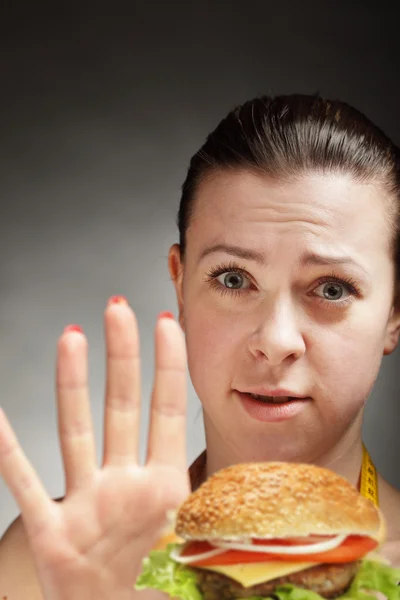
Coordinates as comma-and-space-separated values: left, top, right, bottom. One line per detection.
0, 298, 191, 600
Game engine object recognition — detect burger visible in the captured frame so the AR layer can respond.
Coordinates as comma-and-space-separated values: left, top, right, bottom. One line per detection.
135, 462, 400, 599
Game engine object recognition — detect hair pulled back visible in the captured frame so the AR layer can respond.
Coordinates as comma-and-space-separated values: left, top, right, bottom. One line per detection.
177, 94, 400, 300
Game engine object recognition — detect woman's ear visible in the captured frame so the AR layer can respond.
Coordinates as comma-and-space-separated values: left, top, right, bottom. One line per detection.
383, 296, 400, 355
168, 243, 185, 331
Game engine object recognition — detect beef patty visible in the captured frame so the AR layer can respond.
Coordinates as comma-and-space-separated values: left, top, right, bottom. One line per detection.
193, 561, 360, 599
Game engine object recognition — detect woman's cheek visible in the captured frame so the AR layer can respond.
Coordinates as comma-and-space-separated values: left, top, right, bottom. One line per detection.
186, 311, 231, 363
315, 328, 383, 407
185, 311, 236, 389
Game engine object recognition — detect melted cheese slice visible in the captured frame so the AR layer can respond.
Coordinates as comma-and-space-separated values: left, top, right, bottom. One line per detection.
196, 561, 319, 588
152, 531, 184, 551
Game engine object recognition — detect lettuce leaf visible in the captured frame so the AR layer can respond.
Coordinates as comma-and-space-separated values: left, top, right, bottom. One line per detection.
135, 544, 400, 600
135, 544, 202, 600
339, 559, 400, 600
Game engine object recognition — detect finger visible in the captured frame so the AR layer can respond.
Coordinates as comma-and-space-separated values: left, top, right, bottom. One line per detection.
56, 326, 97, 492
0, 407, 54, 539
102, 297, 141, 466
146, 314, 188, 472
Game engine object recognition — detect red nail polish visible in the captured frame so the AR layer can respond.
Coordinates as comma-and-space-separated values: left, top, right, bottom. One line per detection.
158, 311, 175, 320
64, 324, 83, 334
108, 295, 128, 306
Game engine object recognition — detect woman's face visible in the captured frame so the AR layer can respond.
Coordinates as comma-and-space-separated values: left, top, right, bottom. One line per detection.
169, 170, 400, 463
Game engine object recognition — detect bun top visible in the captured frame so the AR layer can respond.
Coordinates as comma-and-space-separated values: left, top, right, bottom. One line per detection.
175, 462, 384, 541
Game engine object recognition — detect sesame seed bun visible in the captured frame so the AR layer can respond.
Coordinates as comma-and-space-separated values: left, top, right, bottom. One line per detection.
175, 462, 384, 542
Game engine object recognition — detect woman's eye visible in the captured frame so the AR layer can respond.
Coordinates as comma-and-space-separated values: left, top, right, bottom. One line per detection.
216, 271, 251, 290
314, 281, 350, 301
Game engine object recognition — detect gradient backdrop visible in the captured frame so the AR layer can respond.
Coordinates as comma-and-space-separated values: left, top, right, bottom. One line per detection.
1, 3, 399, 536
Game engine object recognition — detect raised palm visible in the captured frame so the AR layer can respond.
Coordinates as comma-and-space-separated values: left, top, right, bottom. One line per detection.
0, 301, 191, 599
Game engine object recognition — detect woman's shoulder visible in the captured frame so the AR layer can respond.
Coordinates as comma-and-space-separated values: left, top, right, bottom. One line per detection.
0, 513, 44, 599
0, 497, 65, 599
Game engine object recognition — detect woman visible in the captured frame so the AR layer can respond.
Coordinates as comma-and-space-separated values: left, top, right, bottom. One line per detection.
1, 93, 399, 599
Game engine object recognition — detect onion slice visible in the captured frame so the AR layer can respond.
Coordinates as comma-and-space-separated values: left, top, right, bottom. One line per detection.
170, 544, 227, 564
211, 534, 348, 554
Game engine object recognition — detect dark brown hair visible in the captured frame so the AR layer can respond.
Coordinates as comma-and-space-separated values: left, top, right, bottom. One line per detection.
177, 94, 400, 300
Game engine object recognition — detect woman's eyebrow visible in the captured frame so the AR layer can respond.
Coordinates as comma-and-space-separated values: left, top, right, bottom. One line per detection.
299, 252, 369, 275
198, 244, 369, 276
199, 244, 266, 264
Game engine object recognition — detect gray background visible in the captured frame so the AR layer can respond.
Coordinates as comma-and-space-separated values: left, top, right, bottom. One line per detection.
1, 3, 399, 536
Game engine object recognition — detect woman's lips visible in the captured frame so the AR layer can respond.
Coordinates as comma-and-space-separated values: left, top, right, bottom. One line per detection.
235, 391, 311, 423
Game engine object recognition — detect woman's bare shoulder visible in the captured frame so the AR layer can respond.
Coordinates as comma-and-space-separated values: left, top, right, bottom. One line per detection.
377, 474, 400, 567
0, 513, 44, 599
0, 511, 30, 555
379, 475, 400, 534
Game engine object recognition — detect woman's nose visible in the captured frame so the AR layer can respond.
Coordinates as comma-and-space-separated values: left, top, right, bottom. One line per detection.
247, 298, 306, 365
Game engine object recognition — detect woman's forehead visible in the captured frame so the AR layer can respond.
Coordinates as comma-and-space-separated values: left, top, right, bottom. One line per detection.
185, 170, 392, 272
190, 170, 389, 243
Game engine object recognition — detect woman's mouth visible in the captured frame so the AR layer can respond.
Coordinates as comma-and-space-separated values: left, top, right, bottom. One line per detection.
235, 391, 311, 422
248, 393, 299, 404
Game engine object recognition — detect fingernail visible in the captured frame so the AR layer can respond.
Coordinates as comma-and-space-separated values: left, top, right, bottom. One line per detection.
158, 311, 175, 320
64, 324, 83, 334
108, 295, 128, 306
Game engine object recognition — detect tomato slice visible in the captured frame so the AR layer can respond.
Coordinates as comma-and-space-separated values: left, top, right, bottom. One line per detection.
181, 541, 216, 556
182, 535, 378, 566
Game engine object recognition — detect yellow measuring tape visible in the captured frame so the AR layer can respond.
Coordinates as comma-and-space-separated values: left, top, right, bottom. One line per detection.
360, 443, 379, 507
